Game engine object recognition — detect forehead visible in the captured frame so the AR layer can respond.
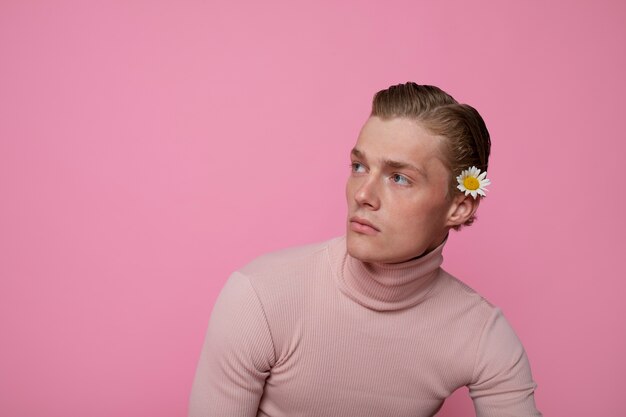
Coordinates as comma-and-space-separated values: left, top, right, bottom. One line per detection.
354, 117, 447, 169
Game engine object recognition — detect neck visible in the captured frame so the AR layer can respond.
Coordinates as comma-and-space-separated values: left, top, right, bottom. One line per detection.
383, 234, 449, 265
334, 236, 447, 312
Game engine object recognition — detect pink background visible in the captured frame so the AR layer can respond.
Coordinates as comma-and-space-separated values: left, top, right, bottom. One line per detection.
1, 1, 625, 416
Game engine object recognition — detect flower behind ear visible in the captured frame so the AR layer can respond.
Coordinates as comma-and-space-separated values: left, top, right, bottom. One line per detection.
456, 166, 491, 199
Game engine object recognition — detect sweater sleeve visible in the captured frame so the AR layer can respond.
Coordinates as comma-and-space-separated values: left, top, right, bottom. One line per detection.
468, 308, 542, 417
188, 271, 276, 417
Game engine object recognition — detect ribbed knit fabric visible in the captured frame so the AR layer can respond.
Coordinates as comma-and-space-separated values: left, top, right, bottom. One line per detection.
189, 236, 542, 417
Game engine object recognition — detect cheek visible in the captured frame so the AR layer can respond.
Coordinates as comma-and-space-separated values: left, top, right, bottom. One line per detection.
345, 176, 362, 204
391, 200, 442, 232
388, 202, 420, 228
345, 179, 353, 202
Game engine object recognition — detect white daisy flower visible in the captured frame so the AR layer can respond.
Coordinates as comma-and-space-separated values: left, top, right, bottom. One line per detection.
456, 166, 491, 199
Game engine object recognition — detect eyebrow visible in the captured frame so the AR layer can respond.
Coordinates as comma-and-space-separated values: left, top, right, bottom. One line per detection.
350, 148, 427, 178
351, 148, 365, 159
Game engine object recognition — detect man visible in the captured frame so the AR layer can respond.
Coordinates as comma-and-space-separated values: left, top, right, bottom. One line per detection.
188, 82, 542, 417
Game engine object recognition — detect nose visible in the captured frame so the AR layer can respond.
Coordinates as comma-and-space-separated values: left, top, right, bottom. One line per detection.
354, 176, 380, 210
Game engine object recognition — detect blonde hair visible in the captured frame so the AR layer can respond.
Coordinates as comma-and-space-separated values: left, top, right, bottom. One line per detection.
371, 82, 491, 229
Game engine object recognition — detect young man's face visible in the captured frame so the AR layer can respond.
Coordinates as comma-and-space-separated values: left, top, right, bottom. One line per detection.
345, 116, 455, 264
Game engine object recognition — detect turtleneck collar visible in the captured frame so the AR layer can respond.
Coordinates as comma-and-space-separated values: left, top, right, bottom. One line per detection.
332, 236, 447, 312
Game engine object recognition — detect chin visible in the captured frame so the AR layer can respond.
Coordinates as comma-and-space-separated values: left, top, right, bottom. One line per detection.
346, 233, 382, 263
347, 231, 432, 264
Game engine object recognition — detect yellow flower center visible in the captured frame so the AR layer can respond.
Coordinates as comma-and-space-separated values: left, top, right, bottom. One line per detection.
463, 177, 480, 190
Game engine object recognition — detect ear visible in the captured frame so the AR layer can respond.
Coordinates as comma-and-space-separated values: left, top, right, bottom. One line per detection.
445, 193, 480, 228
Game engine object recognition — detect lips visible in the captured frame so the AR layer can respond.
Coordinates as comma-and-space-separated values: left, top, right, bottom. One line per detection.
349, 216, 380, 235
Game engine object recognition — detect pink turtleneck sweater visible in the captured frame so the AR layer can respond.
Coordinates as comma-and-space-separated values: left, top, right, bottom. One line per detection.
189, 236, 542, 417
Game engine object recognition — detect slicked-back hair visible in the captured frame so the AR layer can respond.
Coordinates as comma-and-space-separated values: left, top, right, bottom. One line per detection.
371, 82, 491, 229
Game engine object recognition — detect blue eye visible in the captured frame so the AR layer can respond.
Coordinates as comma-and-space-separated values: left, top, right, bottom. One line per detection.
351, 162, 366, 173
392, 174, 410, 185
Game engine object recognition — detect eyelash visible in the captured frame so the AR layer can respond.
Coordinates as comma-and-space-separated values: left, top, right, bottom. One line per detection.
350, 162, 365, 172
391, 174, 411, 185
349, 162, 412, 186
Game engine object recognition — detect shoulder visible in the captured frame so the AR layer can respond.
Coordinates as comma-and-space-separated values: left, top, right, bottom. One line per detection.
224, 236, 345, 356
237, 235, 344, 281
432, 275, 540, 412
225, 236, 345, 307
431, 271, 531, 381
435, 270, 529, 363
430, 269, 517, 350
436, 269, 498, 317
